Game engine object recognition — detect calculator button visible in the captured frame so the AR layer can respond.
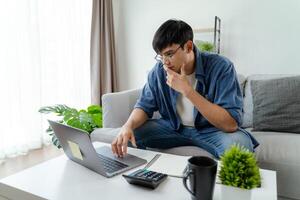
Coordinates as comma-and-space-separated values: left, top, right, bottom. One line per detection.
153, 173, 162, 178
136, 171, 147, 177
131, 169, 143, 176
147, 172, 156, 177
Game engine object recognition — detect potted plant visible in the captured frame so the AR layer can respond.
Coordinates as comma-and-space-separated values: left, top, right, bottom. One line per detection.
38, 104, 102, 148
218, 144, 261, 189
195, 40, 215, 53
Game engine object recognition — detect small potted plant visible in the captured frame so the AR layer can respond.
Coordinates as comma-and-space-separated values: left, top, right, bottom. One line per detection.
219, 144, 261, 189
38, 104, 102, 148
195, 40, 215, 53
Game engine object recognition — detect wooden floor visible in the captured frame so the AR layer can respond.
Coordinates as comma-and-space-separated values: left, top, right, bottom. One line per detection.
0, 145, 63, 179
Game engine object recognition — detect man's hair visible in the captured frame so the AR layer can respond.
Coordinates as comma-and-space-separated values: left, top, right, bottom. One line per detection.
152, 19, 193, 54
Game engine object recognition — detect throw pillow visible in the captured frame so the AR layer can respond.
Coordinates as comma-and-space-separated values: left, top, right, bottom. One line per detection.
251, 76, 300, 133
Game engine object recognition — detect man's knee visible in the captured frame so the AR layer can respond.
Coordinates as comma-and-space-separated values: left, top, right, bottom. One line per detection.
132, 119, 189, 149
133, 120, 159, 140
220, 131, 254, 154
132, 120, 153, 148
133, 119, 172, 148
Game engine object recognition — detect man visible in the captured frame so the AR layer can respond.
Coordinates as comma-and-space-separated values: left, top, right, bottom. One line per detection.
111, 19, 258, 158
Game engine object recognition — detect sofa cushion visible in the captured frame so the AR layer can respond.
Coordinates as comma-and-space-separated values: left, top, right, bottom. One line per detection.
251, 76, 300, 133
248, 128, 300, 198
237, 74, 246, 96
102, 89, 141, 128
249, 128, 300, 165
242, 74, 298, 128
91, 128, 120, 144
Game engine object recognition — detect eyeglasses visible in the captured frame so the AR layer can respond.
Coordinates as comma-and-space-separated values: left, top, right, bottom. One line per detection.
154, 45, 182, 63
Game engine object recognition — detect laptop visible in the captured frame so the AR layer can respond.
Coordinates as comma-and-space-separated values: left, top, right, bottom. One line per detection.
48, 120, 147, 178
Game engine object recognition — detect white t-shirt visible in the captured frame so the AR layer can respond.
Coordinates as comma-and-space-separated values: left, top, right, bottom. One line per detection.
176, 72, 197, 127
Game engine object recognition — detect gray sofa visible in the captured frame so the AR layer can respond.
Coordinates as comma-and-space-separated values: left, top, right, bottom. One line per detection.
91, 74, 300, 200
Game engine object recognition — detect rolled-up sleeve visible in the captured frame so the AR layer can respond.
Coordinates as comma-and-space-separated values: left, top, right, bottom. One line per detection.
134, 74, 158, 118
213, 63, 243, 126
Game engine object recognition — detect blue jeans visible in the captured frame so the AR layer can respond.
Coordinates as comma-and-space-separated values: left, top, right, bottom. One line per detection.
133, 119, 256, 158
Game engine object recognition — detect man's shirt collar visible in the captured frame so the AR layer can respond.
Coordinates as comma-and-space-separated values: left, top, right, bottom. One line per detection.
194, 46, 205, 78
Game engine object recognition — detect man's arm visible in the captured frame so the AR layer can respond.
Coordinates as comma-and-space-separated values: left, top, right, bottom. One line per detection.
111, 108, 148, 157
165, 65, 238, 133
112, 66, 159, 156
185, 89, 237, 132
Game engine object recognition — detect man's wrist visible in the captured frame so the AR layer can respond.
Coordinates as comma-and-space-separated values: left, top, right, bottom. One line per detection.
123, 123, 133, 130
183, 86, 194, 97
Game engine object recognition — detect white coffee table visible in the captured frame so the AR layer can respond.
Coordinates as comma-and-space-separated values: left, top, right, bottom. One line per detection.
0, 142, 277, 200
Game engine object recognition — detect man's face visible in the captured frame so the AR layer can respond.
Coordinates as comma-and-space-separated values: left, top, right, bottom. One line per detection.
159, 43, 187, 73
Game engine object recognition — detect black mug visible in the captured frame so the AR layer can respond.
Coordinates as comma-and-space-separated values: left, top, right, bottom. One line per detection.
183, 156, 217, 200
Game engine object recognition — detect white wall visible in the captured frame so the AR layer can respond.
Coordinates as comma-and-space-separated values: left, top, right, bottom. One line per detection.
113, 0, 300, 91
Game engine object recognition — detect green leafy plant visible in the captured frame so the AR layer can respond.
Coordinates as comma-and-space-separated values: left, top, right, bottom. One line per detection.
195, 40, 215, 52
219, 144, 261, 189
38, 104, 102, 148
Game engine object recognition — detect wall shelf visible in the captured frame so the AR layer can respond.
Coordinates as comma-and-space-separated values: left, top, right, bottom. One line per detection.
193, 16, 221, 54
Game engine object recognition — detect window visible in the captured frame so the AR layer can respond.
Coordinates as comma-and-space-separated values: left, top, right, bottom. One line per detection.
0, 0, 92, 160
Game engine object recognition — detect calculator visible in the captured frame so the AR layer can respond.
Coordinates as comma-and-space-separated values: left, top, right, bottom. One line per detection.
122, 169, 168, 189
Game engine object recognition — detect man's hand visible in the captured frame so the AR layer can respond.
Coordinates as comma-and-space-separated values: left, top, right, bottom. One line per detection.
164, 63, 193, 96
111, 126, 137, 157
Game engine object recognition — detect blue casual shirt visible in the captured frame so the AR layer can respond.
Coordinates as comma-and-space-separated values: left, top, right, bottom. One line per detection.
134, 47, 243, 133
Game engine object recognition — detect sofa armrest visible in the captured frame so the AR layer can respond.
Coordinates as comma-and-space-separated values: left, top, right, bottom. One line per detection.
102, 88, 141, 128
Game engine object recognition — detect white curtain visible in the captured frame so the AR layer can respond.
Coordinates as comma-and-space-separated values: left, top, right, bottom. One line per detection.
0, 0, 92, 162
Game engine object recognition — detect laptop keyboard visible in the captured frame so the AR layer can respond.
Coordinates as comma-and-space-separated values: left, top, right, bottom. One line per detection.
97, 153, 128, 173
